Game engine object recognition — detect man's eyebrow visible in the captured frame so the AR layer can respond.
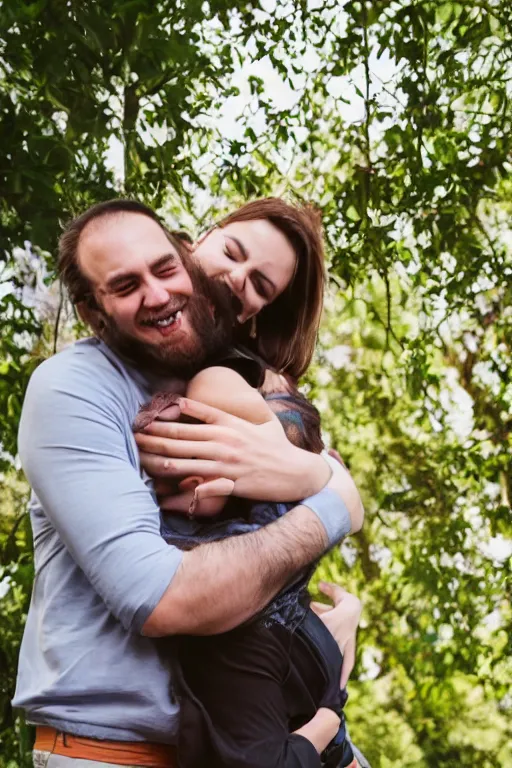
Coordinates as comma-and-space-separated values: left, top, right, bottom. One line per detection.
150, 253, 178, 271
105, 253, 177, 292
225, 235, 276, 295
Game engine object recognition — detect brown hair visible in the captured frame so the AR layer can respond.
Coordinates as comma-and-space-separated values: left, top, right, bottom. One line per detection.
218, 198, 326, 380
58, 199, 174, 306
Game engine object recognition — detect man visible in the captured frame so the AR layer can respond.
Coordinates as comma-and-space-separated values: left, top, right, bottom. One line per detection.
14, 199, 363, 767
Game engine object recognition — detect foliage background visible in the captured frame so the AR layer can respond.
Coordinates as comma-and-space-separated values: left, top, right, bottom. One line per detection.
1, 1, 511, 766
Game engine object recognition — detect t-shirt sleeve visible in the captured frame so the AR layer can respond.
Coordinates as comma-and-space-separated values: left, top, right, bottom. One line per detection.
18, 353, 183, 633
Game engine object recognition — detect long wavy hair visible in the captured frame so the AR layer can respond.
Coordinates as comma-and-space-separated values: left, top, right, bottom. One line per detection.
217, 198, 326, 381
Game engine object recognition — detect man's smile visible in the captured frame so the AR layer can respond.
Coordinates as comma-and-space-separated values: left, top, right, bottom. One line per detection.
139, 303, 188, 336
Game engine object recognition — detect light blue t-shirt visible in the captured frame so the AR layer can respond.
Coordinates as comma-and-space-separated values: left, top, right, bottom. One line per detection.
13, 338, 349, 744
14, 339, 183, 743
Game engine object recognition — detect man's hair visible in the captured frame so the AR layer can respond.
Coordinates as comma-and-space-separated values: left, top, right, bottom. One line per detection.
218, 198, 326, 381
58, 199, 175, 305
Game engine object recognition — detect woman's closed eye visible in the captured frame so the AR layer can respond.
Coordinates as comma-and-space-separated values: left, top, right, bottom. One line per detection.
223, 241, 240, 263
252, 272, 273, 301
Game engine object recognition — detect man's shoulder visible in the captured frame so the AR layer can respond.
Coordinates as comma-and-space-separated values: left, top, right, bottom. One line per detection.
27, 339, 143, 406
33, 339, 132, 384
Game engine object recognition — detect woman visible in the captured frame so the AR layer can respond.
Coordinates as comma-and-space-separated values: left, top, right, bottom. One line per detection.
137, 197, 368, 766
155, 196, 329, 518
188, 197, 324, 382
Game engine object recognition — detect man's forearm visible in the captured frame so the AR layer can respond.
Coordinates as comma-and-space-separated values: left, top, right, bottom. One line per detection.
142, 504, 328, 636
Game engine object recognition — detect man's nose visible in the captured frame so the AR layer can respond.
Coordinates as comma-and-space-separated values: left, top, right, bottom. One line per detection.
143, 278, 169, 307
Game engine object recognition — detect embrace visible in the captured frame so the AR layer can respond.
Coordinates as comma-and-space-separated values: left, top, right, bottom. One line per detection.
14, 198, 368, 768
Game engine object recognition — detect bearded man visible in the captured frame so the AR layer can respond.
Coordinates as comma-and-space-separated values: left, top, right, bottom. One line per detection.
14, 199, 361, 768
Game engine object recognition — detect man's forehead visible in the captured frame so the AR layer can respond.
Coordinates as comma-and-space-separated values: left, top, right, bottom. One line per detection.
80, 210, 168, 246
78, 212, 179, 281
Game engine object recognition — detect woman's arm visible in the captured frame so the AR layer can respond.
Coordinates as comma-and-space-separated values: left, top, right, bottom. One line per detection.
187, 365, 273, 424
292, 709, 340, 754
311, 583, 363, 688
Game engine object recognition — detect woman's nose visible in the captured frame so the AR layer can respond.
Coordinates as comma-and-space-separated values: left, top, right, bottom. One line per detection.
226, 267, 261, 323
228, 266, 247, 293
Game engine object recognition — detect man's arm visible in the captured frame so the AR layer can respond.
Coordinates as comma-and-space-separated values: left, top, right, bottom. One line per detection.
143, 502, 330, 636
20, 353, 357, 638
18, 354, 184, 634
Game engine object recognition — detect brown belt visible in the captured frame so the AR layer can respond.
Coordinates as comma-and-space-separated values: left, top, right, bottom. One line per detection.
34, 726, 178, 767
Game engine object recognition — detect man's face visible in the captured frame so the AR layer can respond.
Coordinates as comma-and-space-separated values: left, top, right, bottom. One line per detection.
78, 212, 233, 376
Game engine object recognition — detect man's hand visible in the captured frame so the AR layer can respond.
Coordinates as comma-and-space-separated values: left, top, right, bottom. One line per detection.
311, 582, 362, 688
134, 396, 331, 502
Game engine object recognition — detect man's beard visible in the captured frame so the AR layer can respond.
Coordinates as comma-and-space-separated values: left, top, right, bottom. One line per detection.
98, 260, 238, 379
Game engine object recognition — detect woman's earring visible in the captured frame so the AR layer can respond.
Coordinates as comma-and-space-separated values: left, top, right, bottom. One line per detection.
250, 316, 257, 339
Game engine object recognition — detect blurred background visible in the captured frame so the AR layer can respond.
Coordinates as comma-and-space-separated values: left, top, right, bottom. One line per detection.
0, 1, 511, 765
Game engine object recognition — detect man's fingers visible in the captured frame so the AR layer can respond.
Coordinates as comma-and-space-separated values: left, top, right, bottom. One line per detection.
195, 477, 235, 500
139, 452, 225, 480
137, 419, 224, 442
319, 581, 348, 605
135, 432, 229, 461
340, 635, 356, 688
178, 397, 245, 428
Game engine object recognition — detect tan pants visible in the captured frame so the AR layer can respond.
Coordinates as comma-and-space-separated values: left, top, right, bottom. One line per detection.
34, 753, 140, 768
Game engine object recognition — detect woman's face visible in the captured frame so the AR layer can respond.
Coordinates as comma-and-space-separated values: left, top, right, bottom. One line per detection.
192, 219, 297, 323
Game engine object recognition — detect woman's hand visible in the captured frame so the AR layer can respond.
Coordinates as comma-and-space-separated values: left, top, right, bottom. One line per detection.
134, 396, 332, 502
311, 582, 362, 688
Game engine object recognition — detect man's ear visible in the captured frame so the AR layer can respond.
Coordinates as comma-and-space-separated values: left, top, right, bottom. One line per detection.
76, 299, 104, 335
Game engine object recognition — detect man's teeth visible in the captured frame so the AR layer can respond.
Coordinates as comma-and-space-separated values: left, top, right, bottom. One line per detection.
155, 310, 182, 327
